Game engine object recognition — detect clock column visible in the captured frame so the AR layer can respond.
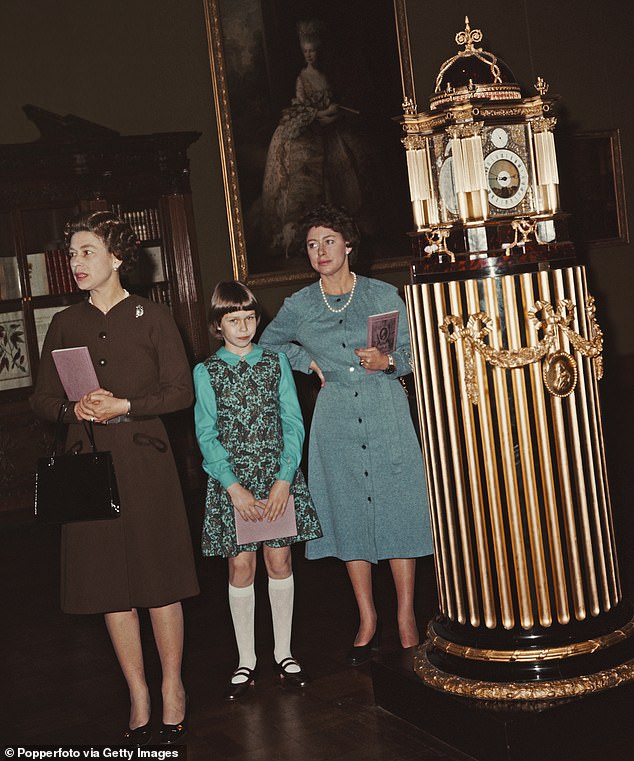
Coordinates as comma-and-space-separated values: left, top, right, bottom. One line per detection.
374, 18, 634, 761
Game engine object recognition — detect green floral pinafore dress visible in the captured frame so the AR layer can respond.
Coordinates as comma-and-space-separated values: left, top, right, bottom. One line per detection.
201, 350, 321, 558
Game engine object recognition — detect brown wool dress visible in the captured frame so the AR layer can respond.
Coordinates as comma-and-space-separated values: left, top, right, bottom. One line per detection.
31, 296, 199, 614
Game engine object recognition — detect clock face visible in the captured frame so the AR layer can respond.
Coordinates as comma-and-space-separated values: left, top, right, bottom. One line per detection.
483, 149, 529, 209
491, 128, 508, 148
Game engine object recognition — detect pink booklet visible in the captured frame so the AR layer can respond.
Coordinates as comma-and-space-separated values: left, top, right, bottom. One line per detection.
367, 310, 399, 353
234, 495, 297, 545
365, 310, 399, 372
51, 346, 100, 401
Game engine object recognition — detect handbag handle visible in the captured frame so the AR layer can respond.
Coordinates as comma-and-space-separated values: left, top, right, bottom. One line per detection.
82, 419, 98, 454
50, 402, 98, 456
50, 402, 71, 457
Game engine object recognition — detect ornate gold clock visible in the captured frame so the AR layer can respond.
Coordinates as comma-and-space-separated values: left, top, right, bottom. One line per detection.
396, 16, 634, 729
401, 17, 562, 255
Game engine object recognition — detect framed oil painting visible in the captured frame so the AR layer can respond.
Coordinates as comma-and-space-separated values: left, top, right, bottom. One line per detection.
204, 0, 416, 285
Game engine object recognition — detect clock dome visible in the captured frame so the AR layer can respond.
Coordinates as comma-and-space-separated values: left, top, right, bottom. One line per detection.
430, 17, 522, 110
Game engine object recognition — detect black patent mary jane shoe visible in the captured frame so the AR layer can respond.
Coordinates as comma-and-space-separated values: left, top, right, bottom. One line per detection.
345, 624, 381, 667
223, 666, 258, 701
158, 694, 189, 745
274, 657, 311, 688
123, 720, 152, 747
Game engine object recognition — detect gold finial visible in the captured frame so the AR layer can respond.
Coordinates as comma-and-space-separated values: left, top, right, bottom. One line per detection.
456, 16, 483, 51
402, 95, 418, 115
535, 76, 550, 96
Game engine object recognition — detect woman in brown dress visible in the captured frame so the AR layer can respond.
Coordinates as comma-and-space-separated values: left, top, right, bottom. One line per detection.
31, 211, 199, 746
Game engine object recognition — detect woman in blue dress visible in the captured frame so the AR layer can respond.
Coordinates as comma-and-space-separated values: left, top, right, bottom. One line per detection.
260, 204, 432, 664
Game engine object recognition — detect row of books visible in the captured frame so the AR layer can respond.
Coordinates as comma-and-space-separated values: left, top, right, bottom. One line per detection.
27, 251, 79, 297
147, 282, 171, 306
111, 205, 161, 242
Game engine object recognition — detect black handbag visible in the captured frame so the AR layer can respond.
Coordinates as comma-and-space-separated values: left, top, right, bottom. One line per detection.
35, 404, 121, 524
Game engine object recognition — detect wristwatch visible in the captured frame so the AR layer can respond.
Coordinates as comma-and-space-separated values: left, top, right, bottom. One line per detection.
383, 354, 396, 374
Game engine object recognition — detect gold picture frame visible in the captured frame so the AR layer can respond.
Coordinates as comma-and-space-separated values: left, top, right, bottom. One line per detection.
204, 0, 415, 286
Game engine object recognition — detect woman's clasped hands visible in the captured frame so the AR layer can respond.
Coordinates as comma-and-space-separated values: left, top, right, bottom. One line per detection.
74, 388, 128, 424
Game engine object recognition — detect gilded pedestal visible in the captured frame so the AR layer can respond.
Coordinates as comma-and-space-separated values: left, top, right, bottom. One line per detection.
404, 250, 634, 698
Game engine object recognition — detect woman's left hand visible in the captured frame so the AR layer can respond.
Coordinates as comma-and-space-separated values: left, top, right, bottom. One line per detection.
354, 347, 389, 372
263, 480, 291, 522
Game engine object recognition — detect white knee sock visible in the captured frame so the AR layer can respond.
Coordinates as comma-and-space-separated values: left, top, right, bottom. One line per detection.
269, 574, 299, 672
228, 583, 256, 682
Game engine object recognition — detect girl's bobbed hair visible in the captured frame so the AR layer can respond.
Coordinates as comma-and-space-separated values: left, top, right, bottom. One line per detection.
64, 210, 138, 273
209, 280, 261, 337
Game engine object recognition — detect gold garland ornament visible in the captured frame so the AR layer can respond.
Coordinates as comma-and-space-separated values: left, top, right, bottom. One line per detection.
440, 296, 604, 404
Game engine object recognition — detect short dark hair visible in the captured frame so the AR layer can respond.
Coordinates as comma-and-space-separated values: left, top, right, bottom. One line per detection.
64, 210, 138, 273
295, 203, 361, 262
209, 280, 261, 337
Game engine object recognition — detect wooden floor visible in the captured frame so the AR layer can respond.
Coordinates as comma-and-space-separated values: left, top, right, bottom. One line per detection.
4, 498, 634, 760
2, 515, 475, 760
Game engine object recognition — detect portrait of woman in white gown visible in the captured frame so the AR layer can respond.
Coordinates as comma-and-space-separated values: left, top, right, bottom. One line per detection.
210, 0, 411, 279
260, 19, 375, 258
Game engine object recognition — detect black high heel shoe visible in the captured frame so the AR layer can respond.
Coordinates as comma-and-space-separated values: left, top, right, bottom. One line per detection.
123, 720, 152, 747
158, 694, 189, 745
274, 657, 311, 688
345, 622, 381, 667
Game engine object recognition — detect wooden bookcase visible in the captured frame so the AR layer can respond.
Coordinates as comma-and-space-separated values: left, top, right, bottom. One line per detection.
0, 106, 208, 520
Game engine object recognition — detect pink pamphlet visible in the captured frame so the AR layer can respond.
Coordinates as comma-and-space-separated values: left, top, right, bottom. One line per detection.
365, 310, 399, 372
234, 495, 297, 545
51, 346, 100, 401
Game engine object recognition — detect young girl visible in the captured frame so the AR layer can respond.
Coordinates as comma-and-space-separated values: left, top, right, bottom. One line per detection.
194, 280, 322, 700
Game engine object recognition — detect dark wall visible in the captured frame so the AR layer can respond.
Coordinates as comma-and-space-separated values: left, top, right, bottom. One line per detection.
0, 0, 631, 354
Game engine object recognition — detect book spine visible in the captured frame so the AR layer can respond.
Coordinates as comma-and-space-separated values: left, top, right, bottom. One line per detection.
149, 283, 170, 306
151, 208, 161, 239
45, 251, 57, 294
141, 209, 149, 241
58, 249, 74, 293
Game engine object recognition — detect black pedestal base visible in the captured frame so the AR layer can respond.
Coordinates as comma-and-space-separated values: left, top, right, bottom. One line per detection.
372, 647, 634, 761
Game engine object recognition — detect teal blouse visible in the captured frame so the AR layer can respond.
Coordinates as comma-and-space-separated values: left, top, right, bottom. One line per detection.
193, 344, 304, 489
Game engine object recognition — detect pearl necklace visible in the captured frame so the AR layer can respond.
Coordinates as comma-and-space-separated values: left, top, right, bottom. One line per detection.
319, 272, 357, 313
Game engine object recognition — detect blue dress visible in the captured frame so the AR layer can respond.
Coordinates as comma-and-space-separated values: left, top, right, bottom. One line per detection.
260, 276, 433, 563
194, 344, 321, 558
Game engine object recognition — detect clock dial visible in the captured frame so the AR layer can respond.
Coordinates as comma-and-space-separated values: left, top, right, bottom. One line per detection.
483, 149, 529, 209
491, 127, 508, 148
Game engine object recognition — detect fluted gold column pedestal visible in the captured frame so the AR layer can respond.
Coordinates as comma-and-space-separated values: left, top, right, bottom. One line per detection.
404, 252, 634, 700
